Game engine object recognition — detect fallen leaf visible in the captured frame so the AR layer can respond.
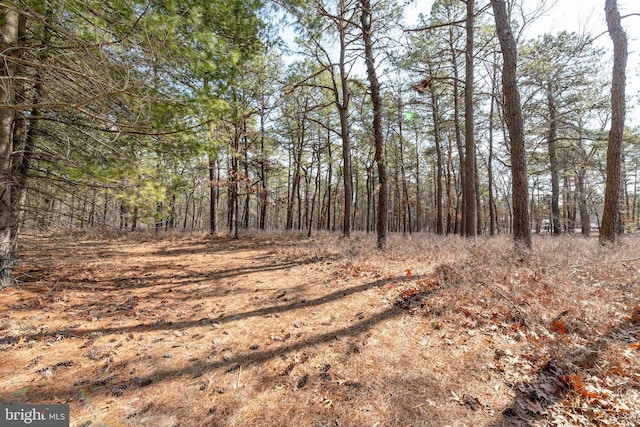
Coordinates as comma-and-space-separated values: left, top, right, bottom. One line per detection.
491, 313, 502, 326
560, 373, 586, 391
560, 373, 607, 399
398, 288, 419, 300
550, 320, 568, 334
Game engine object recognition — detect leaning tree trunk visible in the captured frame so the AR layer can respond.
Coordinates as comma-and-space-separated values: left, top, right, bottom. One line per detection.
490, 0, 531, 250
600, 0, 627, 244
0, 3, 20, 289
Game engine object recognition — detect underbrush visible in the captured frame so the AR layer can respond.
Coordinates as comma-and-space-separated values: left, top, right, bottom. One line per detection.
296, 233, 640, 426
2, 231, 639, 426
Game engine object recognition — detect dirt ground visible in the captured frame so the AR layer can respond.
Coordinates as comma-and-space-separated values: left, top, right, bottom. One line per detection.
1, 231, 639, 426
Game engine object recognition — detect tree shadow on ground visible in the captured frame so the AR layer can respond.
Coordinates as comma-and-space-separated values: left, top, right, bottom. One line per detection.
0, 282, 445, 406
13, 259, 314, 294
16, 233, 332, 292
1, 273, 419, 346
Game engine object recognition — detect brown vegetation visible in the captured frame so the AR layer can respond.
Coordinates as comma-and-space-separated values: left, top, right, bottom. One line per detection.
1, 231, 639, 426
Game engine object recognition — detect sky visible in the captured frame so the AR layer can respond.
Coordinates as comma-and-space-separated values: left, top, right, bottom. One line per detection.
406, 0, 639, 46
407, 0, 640, 125
280, 1, 640, 125
528, 0, 640, 125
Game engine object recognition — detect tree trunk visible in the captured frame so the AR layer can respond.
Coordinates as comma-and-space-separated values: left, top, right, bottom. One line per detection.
546, 85, 561, 235
287, 129, 304, 230
428, 74, 444, 235
488, 98, 496, 236
414, 128, 422, 232
243, 122, 250, 230
326, 130, 333, 231
89, 189, 96, 227
334, 0, 353, 237
0, 3, 20, 289
491, 0, 531, 250
299, 165, 306, 230
209, 155, 218, 233
576, 164, 590, 236
392, 145, 401, 232
131, 205, 138, 231
338, 79, 352, 236
360, 0, 388, 249
259, 93, 268, 230
475, 153, 482, 233
632, 170, 637, 227
233, 123, 240, 239
464, 0, 477, 236
12, 11, 34, 236
445, 125, 454, 234
365, 163, 372, 233
308, 145, 321, 237
398, 99, 411, 235
449, 26, 465, 236
600, 0, 627, 244
155, 201, 164, 232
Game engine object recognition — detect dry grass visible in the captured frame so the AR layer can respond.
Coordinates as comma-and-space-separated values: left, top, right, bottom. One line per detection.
1, 230, 639, 426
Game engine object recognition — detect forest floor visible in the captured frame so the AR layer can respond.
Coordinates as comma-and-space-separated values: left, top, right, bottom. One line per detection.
1, 230, 640, 427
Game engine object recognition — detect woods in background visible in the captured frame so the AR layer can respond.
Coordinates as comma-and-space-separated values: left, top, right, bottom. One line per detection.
1, 0, 636, 287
